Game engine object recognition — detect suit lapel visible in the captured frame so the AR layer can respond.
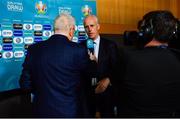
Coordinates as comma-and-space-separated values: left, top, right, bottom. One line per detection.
97, 38, 106, 68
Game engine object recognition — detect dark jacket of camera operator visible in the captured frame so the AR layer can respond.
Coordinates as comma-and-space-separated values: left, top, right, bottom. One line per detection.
117, 10, 180, 118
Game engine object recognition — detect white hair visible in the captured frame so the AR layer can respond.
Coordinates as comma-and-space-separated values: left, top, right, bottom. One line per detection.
54, 13, 75, 33
83, 14, 99, 24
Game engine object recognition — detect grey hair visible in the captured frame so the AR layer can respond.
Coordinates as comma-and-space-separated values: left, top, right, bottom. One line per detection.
54, 13, 75, 32
83, 14, 99, 24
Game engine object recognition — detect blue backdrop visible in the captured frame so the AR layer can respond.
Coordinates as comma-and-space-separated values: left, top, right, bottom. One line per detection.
0, 0, 96, 92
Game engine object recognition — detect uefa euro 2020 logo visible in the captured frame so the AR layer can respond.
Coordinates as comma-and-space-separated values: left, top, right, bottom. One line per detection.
35, 1, 47, 14
82, 5, 92, 17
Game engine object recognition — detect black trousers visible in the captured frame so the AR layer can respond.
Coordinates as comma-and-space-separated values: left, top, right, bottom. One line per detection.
96, 86, 115, 118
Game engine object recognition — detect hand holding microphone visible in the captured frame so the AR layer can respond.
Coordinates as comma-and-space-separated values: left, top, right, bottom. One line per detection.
88, 51, 97, 62
86, 39, 94, 54
87, 39, 97, 62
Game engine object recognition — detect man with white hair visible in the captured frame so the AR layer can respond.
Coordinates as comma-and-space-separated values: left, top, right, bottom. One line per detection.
82, 15, 120, 117
19, 13, 93, 117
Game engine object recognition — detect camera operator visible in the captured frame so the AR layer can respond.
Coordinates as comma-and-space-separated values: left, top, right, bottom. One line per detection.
117, 10, 180, 118
169, 19, 180, 49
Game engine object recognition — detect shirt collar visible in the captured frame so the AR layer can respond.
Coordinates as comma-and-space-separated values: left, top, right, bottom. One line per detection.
93, 35, 100, 45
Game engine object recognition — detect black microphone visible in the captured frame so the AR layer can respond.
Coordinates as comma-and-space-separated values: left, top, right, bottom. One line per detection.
86, 39, 94, 54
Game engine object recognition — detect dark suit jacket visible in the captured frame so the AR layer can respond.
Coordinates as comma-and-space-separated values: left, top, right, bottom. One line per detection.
118, 46, 180, 117
96, 37, 120, 84
81, 37, 120, 85
19, 34, 93, 117
80, 37, 120, 113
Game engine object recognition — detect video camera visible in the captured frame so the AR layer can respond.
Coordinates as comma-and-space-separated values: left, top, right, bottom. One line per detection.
169, 19, 180, 49
123, 30, 147, 49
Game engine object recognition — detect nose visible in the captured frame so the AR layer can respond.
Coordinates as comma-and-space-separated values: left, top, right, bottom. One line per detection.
88, 26, 92, 32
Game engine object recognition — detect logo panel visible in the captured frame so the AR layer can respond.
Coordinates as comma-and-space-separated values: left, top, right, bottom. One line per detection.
24, 37, 34, 44
33, 24, 42, 31
13, 37, 23, 44
13, 30, 23, 36
35, 1, 47, 14
2, 30, 13, 37
3, 44, 13, 51
14, 51, 24, 58
3, 51, 13, 59
3, 38, 13, 43
13, 24, 23, 29
23, 24, 33, 30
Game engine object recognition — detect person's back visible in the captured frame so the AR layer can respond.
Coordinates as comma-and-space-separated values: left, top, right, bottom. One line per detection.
118, 47, 180, 117
117, 10, 180, 117
30, 35, 89, 117
20, 14, 91, 117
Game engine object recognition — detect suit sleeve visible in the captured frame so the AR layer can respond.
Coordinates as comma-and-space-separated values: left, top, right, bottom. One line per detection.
19, 46, 33, 92
78, 47, 97, 78
78, 41, 97, 77
109, 41, 121, 85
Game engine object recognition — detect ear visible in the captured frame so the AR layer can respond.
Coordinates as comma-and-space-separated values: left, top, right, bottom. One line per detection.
97, 24, 100, 30
69, 27, 75, 40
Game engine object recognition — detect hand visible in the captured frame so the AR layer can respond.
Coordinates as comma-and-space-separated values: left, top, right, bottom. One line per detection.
95, 77, 110, 94
88, 51, 97, 62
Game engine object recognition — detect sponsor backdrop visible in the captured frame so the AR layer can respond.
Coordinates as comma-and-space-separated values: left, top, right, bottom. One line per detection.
0, 0, 96, 92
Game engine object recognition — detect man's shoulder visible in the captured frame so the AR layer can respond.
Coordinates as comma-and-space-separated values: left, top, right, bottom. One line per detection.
28, 40, 45, 49
169, 48, 180, 54
100, 36, 118, 48
68, 41, 87, 51
169, 48, 180, 60
78, 40, 87, 48
100, 36, 115, 44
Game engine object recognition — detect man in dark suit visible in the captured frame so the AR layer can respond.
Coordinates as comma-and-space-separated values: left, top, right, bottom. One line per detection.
117, 10, 180, 117
82, 15, 120, 117
19, 13, 94, 117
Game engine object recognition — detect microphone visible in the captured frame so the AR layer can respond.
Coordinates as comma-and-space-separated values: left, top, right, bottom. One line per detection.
86, 39, 94, 54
